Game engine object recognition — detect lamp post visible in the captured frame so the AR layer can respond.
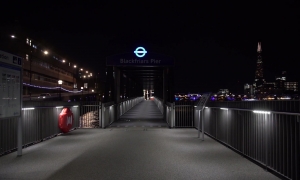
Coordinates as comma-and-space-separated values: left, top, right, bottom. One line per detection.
73, 65, 77, 90
58, 80, 63, 101
87, 75, 91, 95
29, 50, 32, 100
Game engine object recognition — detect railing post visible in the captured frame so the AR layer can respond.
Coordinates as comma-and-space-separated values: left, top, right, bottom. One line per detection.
101, 103, 105, 128
17, 116, 22, 156
198, 110, 201, 138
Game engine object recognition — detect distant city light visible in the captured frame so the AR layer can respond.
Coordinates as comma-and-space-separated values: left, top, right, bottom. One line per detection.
11, 35, 15, 38
62, 59, 65, 63
44, 50, 48, 55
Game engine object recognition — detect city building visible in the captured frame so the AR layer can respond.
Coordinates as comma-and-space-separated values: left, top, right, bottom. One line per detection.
253, 42, 265, 98
244, 42, 299, 100
244, 83, 254, 97
0, 29, 97, 100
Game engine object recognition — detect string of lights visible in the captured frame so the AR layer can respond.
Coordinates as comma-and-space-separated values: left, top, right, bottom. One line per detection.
23, 83, 82, 93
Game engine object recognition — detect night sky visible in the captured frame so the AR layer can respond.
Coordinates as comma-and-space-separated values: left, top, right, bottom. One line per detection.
1, 1, 299, 93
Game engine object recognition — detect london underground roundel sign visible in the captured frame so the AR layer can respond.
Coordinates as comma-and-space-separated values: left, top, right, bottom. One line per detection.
58, 108, 74, 133
134, 47, 147, 57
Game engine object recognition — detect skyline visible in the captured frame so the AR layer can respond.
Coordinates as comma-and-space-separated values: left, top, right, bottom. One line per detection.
1, 1, 298, 93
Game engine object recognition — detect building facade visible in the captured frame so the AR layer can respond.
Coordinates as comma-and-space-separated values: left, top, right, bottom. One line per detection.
0, 30, 97, 100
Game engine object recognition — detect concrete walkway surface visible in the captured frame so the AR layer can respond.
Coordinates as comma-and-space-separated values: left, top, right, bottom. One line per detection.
0, 128, 280, 180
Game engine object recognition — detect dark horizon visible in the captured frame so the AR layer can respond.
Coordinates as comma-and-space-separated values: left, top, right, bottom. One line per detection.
1, 1, 298, 94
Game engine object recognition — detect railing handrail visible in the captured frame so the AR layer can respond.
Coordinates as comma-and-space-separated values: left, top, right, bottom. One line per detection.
206, 106, 300, 116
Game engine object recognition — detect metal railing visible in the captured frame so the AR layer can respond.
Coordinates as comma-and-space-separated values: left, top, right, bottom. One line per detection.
118, 97, 144, 118
166, 102, 175, 127
1, 101, 80, 156
201, 101, 300, 180
80, 101, 101, 128
174, 101, 195, 127
153, 97, 164, 114
101, 97, 144, 128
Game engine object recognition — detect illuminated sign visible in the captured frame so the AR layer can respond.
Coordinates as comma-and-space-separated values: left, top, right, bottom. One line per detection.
134, 47, 147, 58
106, 51, 174, 66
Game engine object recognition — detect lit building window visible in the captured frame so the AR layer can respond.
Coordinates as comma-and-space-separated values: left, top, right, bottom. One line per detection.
26, 38, 32, 46
26, 54, 29, 61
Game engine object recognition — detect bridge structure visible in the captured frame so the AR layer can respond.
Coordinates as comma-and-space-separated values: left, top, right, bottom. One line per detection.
0, 47, 299, 180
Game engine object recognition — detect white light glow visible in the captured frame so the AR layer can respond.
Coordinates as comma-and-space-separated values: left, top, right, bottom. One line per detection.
73, 105, 78, 108
56, 106, 63, 108
44, 51, 48, 55
253, 110, 270, 114
22, 107, 35, 110
11, 35, 15, 38
220, 108, 228, 110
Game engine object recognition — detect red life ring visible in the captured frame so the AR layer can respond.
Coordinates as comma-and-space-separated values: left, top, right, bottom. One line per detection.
58, 108, 74, 133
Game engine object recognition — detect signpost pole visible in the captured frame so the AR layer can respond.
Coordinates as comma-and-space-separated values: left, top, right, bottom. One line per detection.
196, 93, 211, 140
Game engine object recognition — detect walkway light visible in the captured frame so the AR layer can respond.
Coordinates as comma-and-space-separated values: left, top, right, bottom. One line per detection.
253, 110, 270, 114
22, 107, 35, 110
220, 108, 228, 110
58, 80, 63, 101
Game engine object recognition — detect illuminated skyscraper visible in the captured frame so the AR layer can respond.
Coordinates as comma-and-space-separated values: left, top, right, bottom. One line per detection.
253, 42, 265, 96
255, 42, 263, 80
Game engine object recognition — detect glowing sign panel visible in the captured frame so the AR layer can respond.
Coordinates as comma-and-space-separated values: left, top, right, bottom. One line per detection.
134, 47, 147, 57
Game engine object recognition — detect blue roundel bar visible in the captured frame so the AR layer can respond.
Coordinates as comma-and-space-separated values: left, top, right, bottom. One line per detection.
134, 47, 147, 57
